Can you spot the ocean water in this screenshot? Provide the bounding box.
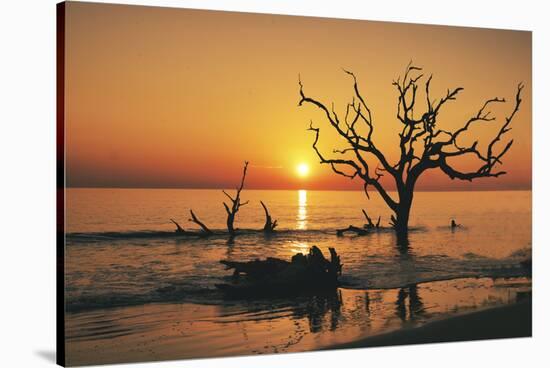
[64,188,532,364]
[65,188,531,312]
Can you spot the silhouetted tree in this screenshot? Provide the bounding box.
[299,63,523,236]
[223,161,249,234]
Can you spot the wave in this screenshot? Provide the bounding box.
[64,228,531,313]
[66,254,531,314]
[66,274,531,314]
[67,230,201,243]
[66,286,222,314]
[65,227,403,244]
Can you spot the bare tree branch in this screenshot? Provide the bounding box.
[188,210,212,235]
[299,63,524,235]
[223,161,249,234]
[300,75,399,211]
[434,83,524,181]
[170,218,186,233]
[362,209,374,226]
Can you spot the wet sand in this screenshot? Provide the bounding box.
[65,277,531,366]
[329,298,532,350]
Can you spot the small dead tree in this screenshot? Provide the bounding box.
[223,161,250,234]
[170,218,186,234]
[188,209,213,235]
[260,201,278,233]
[299,63,523,237]
[362,210,381,229]
[362,209,375,228]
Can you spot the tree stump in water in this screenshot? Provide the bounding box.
[260,200,278,233]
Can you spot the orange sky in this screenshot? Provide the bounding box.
[64,2,531,191]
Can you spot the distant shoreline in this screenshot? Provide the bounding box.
[327,298,532,351]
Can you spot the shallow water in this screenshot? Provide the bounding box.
[65,188,531,311]
[64,188,531,364]
[65,277,531,366]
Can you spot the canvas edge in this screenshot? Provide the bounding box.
[56,1,66,366]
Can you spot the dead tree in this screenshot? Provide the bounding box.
[170,218,186,234]
[362,209,382,229]
[188,209,213,235]
[362,209,375,228]
[260,200,278,233]
[299,62,523,237]
[223,161,250,235]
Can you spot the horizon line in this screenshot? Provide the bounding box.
[66,186,532,193]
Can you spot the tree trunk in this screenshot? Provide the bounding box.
[393,207,410,235]
[227,214,235,234]
[393,192,413,237]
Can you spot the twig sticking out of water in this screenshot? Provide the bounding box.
[170,218,186,233]
[188,210,213,235]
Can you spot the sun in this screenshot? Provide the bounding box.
[296,163,310,178]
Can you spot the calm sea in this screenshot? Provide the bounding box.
[65,188,531,312]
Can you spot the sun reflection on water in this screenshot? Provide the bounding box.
[296,190,307,230]
[289,241,310,254]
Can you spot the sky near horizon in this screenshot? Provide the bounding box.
[64,2,532,191]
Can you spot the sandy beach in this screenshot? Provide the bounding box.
[329,298,532,351]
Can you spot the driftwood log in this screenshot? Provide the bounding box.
[336,210,384,236]
[216,246,342,297]
[336,225,370,236]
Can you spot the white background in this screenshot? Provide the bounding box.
[0,0,548,367]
